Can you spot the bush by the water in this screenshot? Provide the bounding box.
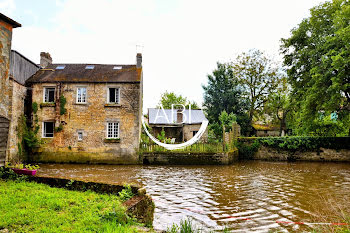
[235,140,260,159]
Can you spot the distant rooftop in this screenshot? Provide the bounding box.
[148,108,207,125]
[26,64,142,84]
[10,50,40,85]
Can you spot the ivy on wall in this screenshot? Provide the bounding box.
[59,95,67,115]
[17,102,42,161]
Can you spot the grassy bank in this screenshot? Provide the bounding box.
[0,179,140,233]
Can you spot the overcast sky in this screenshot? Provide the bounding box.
[1,0,325,112]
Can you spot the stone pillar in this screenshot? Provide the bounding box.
[232,123,241,139]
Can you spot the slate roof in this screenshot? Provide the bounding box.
[0,13,21,28]
[10,50,40,85]
[26,64,141,84]
[148,108,207,125]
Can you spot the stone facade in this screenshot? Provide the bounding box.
[255,130,280,137]
[0,14,22,165]
[183,124,208,142]
[0,20,13,120]
[30,81,142,164]
[7,80,27,161]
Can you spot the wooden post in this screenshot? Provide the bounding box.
[222,125,225,151]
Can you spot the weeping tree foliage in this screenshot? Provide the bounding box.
[281,0,350,135]
[231,49,283,122]
[202,62,250,137]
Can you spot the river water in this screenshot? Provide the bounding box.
[38,161,350,232]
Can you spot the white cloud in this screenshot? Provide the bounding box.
[11,0,325,112]
[0,0,16,16]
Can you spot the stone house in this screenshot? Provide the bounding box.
[25,53,143,164]
[0,14,39,166]
[148,108,208,143]
[252,124,280,137]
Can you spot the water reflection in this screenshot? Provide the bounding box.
[38,161,350,232]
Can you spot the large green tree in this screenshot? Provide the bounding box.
[281,0,350,135]
[263,77,291,135]
[231,49,283,122]
[157,91,199,109]
[202,62,250,137]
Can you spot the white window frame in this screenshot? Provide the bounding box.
[76,87,87,104]
[77,131,83,141]
[106,122,120,139]
[42,121,54,138]
[107,87,120,104]
[43,87,55,103]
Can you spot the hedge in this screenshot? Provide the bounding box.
[236,136,350,156]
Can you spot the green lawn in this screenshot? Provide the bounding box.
[0,179,140,233]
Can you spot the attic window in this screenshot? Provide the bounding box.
[56,65,65,70]
[85,65,94,69]
[113,66,122,70]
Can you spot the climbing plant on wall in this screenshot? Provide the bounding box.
[59,95,67,115]
[17,102,41,161]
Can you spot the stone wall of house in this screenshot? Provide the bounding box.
[256,130,280,137]
[0,20,12,120]
[30,82,142,164]
[183,124,208,142]
[7,80,27,162]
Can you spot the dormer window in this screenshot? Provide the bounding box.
[85,65,94,69]
[56,65,65,70]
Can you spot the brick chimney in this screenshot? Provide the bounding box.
[136,53,142,68]
[177,110,183,124]
[40,52,52,68]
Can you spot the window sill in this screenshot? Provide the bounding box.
[40,103,55,108]
[104,103,121,107]
[74,102,88,105]
[104,138,120,143]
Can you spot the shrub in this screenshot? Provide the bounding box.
[235,140,260,159]
[118,184,134,202]
[237,136,350,153]
[0,167,27,181]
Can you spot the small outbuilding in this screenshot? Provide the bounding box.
[252,124,280,137]
[148,108,208,143]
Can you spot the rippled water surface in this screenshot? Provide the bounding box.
[38,161,350,232]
